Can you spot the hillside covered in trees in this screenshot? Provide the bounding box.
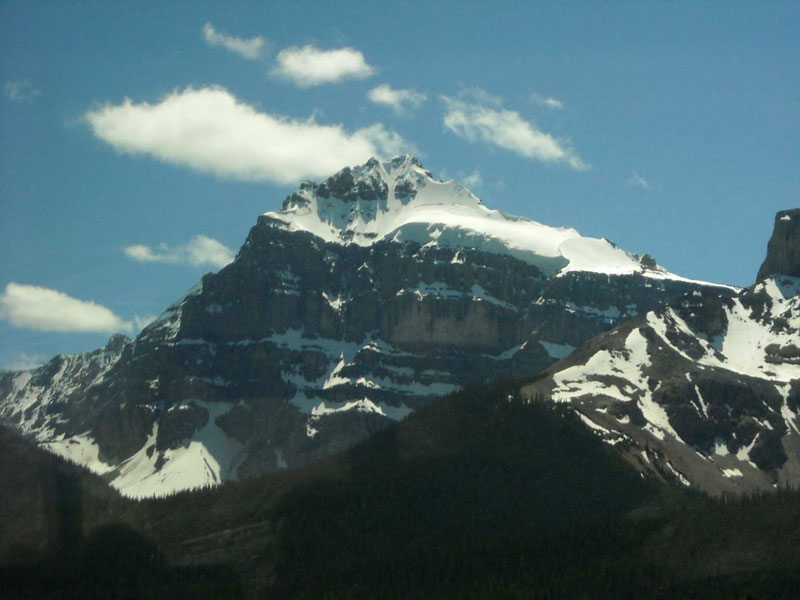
[2,381,800,598]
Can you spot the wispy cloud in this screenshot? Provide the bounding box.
[85,86,415,184]
[355,124,416,157]
[203,22,266,60]
[441,90,587,170]
[124,235,234,269]
[272,45,375,87]
[0,283,132,333]
[628,171,651,190]
[4,80,40,102]
[367,84,426,114]
[134,314,157,331]
[4,353,47,371]
[462,171,483,189]
[531,93,564,110]
[461,87,502,106]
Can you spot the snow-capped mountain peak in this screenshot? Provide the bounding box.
[265,154,507,253]
[264,156,725,284]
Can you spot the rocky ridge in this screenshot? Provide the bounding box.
[0,156,734,498]
[524,209,800,494]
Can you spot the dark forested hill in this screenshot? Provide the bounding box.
[3,382,800,598]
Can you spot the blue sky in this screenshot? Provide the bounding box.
[1,1,798,369]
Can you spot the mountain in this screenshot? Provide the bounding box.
[0,156,734,498]
[524,209,800,494]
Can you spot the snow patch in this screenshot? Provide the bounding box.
[663,460,691,486]
[577,412,610,434]
[309,397,411,420]
[43,433,115,475]
[110,401,244,499]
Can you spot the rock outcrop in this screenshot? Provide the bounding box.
[757,209,800,282]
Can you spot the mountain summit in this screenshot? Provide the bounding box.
[266,155,701,279]
[0,157,734,498]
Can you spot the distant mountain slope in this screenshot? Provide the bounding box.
[0,156,734,498]
[524,209,800,494]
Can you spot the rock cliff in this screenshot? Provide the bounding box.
[757,209,800,282]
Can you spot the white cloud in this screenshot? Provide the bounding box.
[134,314,157,331]
[0,283,132,333]
[123,245,162,263]
[462,171,483,189]
[123,235,234,269]
[356,124,418,157]
[442,92,587,170]
[4,80,40,102]
[367,84,427,114]
[531,93,564,110]
[185,235,235,268]
[628,171,651,190]
[85,86,414,184]
[5,353,46,371]
[272,45,375,87]
[461,87,502,106]
[203,22,266,60]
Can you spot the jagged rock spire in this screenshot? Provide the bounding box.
[757,209,800,283]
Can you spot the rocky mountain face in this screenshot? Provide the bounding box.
[0,156,734,498]
[524,209,800,494]
[757,209,800,282]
